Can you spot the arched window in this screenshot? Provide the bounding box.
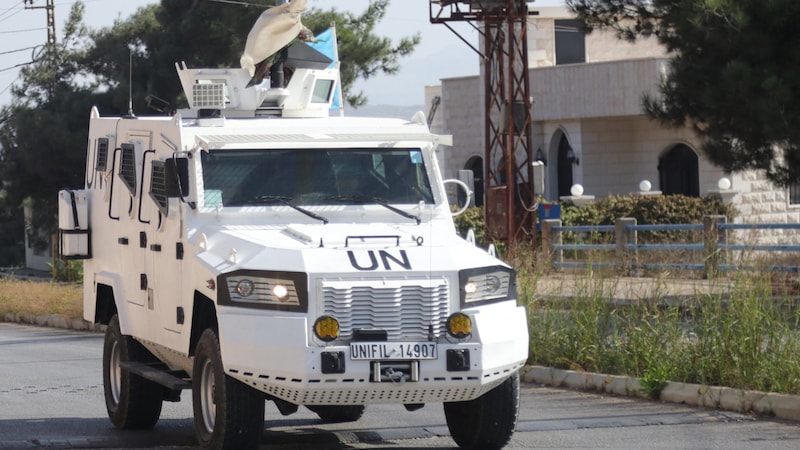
[557,134,574,197]
[658,144,699,197]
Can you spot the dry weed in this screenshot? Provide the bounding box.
[0,278,82,319]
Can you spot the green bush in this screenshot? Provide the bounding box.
[48,259,83,283]
[454,195,737,247]
[558,195,739,255]
[453,206,486,246]
[561,194,737,227]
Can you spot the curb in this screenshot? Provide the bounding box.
[523,365,800,422]
[2,312,105,332]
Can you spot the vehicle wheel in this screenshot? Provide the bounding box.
[307,405,365,423]
[102,315,163,429]
[192,329,265,450]
[444,372,520,450]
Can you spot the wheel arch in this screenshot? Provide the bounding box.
[95,283,117,325]
[189,291,218,357]
[92,271,125,327]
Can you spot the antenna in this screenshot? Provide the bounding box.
[126,48,135,118]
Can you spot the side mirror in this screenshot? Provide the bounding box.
[443,178,473,217]
[150,157,191,217]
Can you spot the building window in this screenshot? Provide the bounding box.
[556,135,574,197]
[555,19,586,65]
[789,181,800,205]
[658,144,699,197]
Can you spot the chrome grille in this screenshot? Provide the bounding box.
[321,279,450,341]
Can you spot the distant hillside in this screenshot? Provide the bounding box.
[345,104,426,120]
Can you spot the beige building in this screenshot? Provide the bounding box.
[427,6,800,245]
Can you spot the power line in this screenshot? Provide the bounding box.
[0,79,17,96]
[0,61,35,73]
[0,3,25,25]
[0,46,39,57]
[0,27,45,35]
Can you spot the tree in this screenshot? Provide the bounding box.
[568,0,800,186]
[84,0,419,112]
[0,3,111,254]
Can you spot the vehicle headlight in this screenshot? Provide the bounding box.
[235,279,254,297]
[458,266,516,306]
[218,271,308,312]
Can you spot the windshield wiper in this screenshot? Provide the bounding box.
[248,195,329,224]
[328,195,421,225]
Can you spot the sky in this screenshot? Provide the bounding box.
[0,0,565,107]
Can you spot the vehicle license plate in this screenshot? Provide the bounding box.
[350,342,438,360]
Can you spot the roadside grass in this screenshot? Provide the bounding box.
[524,270,800,396]
[0,277,82,319]
[506,244,800,397]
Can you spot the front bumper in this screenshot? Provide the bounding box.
[217,302,528,405]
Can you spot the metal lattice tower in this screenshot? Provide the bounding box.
[24,0,56,49]
[430,1,536,244]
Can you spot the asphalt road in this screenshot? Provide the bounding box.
[1,322,799,449]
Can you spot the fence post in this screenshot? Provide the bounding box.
[616,217,637,275]
[704,215,726,278]
[541,219,562,269]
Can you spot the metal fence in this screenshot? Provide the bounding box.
[541,216,800,275]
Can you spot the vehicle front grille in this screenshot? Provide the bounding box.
[321,278,450,341]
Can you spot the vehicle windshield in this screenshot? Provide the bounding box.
[200,148,435,207]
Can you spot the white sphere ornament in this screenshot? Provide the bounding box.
[570,184,584,197]
[718,177,731,190]
[639,180,652,192]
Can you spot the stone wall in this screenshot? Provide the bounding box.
[437,76,482,180]
[728,171,800,247]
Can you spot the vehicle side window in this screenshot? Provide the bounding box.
[119,143,137,196]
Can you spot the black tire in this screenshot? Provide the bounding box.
[102,315,163,429]
[307,405,365,423]
[444,372,520,450]
[192,329,265,450]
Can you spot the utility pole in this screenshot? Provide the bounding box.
[430,1,537,246]
[24,0,56,49]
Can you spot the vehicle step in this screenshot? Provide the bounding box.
[120,361,191,390]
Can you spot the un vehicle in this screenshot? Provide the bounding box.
[58,44,528,450]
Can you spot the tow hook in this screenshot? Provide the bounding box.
[370,361,420,383]
[384,367,406,385]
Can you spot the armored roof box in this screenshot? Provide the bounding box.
[176,43,337,119]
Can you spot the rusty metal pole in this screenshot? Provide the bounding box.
[430,1,536,247]
[504,12,517,243]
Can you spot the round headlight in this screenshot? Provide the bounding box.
[235,279,254,297]
[273,283,289,300]
[313,316,340,342]
[485,275,501,293]
[446,312,472,339]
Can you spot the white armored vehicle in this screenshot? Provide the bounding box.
[58,33,528,450]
